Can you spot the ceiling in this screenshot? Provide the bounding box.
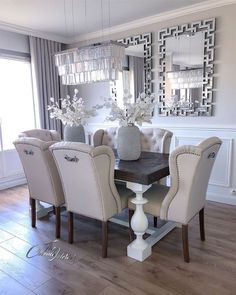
[0,0,234,43]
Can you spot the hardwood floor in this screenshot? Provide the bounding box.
[0,185,236,294]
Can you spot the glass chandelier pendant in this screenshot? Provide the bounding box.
[55,41,125,85]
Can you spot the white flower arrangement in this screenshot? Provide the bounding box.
[95,91,157,127]
[48,89,96,126]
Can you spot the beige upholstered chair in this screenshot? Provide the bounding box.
[128,137,222,262]
[93,127,173,153]
[94,127,173,227]
[50,142,134,258]
[14,137,65,238]
[19,128,61,142]
[19,128,61,215]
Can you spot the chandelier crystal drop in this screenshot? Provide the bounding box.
[55,41,125,85]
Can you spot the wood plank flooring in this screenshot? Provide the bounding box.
[0,185,235,294]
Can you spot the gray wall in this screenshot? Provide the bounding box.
[0,29,29,53]
[68,4,236,127]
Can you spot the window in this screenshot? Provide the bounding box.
[0,57,36,150]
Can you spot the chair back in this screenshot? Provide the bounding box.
[14,138,64,206]
[140,128,172,153]
[50,142,122,221]
[19,129,61,142]
[93,127,172,153]
[160,137,222,224]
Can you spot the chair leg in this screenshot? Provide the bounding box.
[52,206,56,215]
[31,198,36,228]
[68,212,74,244]
[199,208,205,241]
[153,216,158,228]
[55,206,61,239]
[102,221,108,258]
[128,209,135,242]
[182,224,190,263]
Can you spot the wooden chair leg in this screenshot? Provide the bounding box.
[52,206,56,215]
[199,208,205,241]
[55,206,61,239]
[153,216,158,228]
[128,209,135,242]
[31,198,36,228]
[102,221,108,258]
[68,212,74,244]
[182,224,190,263]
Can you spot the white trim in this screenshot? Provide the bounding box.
[87,122,236,133]
[0,173,26,190]
[0,21,70,44]
[0,0,235,44]
[71,0,236,43]
[207,193,236,206]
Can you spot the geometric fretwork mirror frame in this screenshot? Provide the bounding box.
[158,18,216,116]
[110,32,152,99]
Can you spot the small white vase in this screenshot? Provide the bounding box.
[63,124,85,142]
[117,125,141,161]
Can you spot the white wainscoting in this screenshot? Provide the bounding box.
[85,123,236,206]
[0,149,26,190]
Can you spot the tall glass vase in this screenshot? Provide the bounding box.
[117,125,141,161]
[63,125,85,143]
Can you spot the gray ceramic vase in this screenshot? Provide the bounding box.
[117,125,141,161]
[63,124,85,143]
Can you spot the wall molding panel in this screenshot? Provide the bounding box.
[0,173,26,191]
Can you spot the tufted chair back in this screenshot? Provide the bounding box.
[160,137,222,224]
[50,142,123,221]
[19,129,61,142]
[13,138,64,206]
[93,127,173,153]
[140,128,173,153]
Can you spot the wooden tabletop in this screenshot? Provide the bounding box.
[114,151,169,185]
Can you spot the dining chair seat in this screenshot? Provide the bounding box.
[116,183,131,209]
[128,184,169,216]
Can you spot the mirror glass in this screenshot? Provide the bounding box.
[116,44,145,103]
[111,33,152,105]
[165,31,204,109]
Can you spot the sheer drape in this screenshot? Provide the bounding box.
[29,36,65,134]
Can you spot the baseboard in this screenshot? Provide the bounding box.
[0,174,27,190]
[207,193,236,206]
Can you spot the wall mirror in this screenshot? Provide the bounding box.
[111,33,152,103]
[158,18,216,116]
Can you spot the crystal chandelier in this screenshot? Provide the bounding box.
[55,41,125,85]
[167,68,203,89]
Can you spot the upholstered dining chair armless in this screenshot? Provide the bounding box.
[14,137,65,238]
[19,128,61,214]
[93,127,173,153]
[50,142,134,258]
[128,137,222,262]
[93,127,173,227]
[19,128,61,142]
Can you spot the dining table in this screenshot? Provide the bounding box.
[112,150,177,262]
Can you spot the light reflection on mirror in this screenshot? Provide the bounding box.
[116,44,145,105]
[165,31,204,109]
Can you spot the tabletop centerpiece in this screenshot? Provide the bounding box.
[98,91,157,160]
[48,89,96,142]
